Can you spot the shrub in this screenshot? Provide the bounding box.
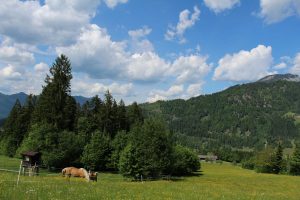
[172,145,200,175]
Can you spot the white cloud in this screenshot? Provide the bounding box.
[147,84,184,102]
[290,53,300,75]
[0,44,34,66]
[186,83,203,97]
[104,0,128,8]
[213,45,274,81]
[0,65,23,81]
[34,62,49,73]
[165,6,200,44]
[57,24,128,79]
[128,27,154,53]
[0,63,48,94]
[259,0,300,24]
[72,79,133,97]
[273,62,287,70]
[57,24,171,82]
[204,0,240,13]
[127,52,170,81]
[171,54,211,84]
[147,82,205,103]
[0,0,128,46]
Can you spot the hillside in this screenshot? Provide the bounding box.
[141,77,300,153]
[0,92,28,119]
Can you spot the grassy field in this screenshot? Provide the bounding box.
[1,156,300,200]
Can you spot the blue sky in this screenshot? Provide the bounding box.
[0,0,300,103]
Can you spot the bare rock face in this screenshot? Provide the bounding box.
[257,74,300,83]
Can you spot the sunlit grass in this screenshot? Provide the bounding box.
[1,156,300,199]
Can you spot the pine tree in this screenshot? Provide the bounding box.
[272,142,283,174]
[290,144,300,175]
[127,102,144,127]
[33,54,76,130]
[117,100,128,131]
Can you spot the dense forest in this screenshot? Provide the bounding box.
[0,55,199,179]
[141,78,300,162]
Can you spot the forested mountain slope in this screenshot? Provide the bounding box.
[141,78,300,152]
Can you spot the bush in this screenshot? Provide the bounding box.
[172,145,200,175]
[81,131,112,171]
[118,118,173,179]
[241,157,255,170]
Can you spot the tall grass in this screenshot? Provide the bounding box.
[1,156,300,199]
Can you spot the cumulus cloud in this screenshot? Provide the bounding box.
[34,62,49,73]
[186,83,203,97]
[72,78,133,97]
[171,54,211,84]
[204,0,240,13]
[165,6,200,44]
[147,82,205,103]
[259,0,300,24]
[128,27,154,53]
[0,44,34,66]
[0,0,128,46]
[213,45,274,81]
[273,62,287,70]
[57,24,171,82]
[0,65,23,81]
[127,52,170,81]
[0,64,48,94]
[57,24,128,79]
[147,84,184,102]
[290,53,300,75]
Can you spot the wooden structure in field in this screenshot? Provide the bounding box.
[198,155,218,162]
[20,151,41,176]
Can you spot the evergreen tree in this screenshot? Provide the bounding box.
[127,102,144,127]
[33,54,76,130]
[272,142,283,174]
[290,144,300,175]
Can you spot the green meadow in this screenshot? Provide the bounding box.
[0,156,300,200]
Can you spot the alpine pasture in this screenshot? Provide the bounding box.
[1,156,300,200]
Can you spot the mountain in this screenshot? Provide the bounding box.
[0,92,28,119]
[0,92,90,120]
[141,74,300,154]
[257,73,300,83]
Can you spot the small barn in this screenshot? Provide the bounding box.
[21,151,41,176]
[198,155,218,162]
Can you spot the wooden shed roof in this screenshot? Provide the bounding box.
[21,151,41,157]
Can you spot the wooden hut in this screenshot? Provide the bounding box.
[21,151,41,176]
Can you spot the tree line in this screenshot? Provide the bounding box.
[0,55,200,179]
[241,142,300,175]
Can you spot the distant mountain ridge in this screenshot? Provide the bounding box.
[0,92,90,120]
[257,73,300,83]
